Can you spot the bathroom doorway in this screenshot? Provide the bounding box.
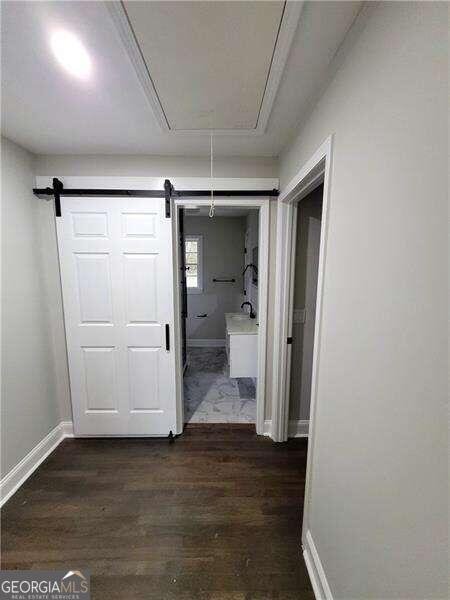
[173,198,270,435]
[288,184,323,437]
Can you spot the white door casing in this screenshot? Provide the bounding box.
[56,196,177,436]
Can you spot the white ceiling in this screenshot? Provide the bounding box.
[122,1,285,131]
[1,1,362,157]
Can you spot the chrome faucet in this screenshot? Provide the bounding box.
[241,301,256,319]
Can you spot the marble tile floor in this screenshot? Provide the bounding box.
[184,347,256,424]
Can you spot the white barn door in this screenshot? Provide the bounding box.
[56,196,177,436]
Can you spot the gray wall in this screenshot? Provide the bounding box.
[34,154,277,178]
[289,185,323,421]
[1,137,63,477]
[279,3,448,598]
[185,216,245,340]
[244,211,259,315]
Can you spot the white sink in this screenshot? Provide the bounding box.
[225,313,258,335]
[225,313,258,378]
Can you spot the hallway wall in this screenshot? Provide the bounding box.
[34,154,277,179]
[278,3,448,598]
[1,137,63,478]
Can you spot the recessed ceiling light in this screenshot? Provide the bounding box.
[50,30,91,79]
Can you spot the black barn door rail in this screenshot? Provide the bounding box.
[33,178,279,218]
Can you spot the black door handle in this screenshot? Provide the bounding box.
[165,324,170,351]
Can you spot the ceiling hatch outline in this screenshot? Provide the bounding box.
[107,1,304,136]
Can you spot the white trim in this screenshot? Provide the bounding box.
[271,137,333,551]
[173,205,185,435]
[262,420,272,437]
[303,530,333,600]
[261,419,308,438]
[0,421,74,507]
[187,339,225,348]
[288,419,309,438]
[271,201,292,442]
[174,196,270,437]
[106,2,303,136]
[277,140,329,204]
[272,137,331,442]
[256,199,270,437]
[61,420,74,438]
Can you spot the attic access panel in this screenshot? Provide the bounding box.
[109,1,303,134]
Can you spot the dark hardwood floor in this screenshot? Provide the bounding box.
[1,424,313,599]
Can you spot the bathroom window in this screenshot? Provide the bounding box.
[184,235,203,293]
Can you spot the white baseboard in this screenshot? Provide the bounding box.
[61,420,74,438]
[303,530,333,600]
[288,419,309,437]
[261,419,309,439]
[187,339,225,347]
[262,419,272,436]
[0,420,74,507]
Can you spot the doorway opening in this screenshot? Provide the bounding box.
[288,183,323,437]
[173,198,270,435]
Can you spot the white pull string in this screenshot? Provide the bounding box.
[209,133,215,218]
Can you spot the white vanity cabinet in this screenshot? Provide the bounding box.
[225,313,258,378]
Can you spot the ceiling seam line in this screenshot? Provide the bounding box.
[120,0,172,131]
[254,0,287,131]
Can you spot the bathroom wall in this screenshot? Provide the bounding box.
[289,184,323,421]
[244,211,259,316]
[184,216,246,342]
